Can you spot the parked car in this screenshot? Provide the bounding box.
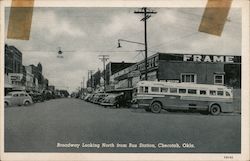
[4,91,33,107]
[91,93,103,104]
[28,91,45,103]
[100,93,125,108]
[96,93,109,104]
[84,94,92,101]
[88,93,97,103]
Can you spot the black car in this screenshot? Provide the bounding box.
[100,93,126,108]
[28,91,45,103]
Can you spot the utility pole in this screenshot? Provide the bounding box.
[98,55,109,92]
[134,7,157,80]
[88,70,94,91]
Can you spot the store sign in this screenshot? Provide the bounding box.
[183,55,235,63]
[8,73,23,81]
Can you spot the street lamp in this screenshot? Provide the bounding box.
[117,39,145,48]
[117,38,149,80]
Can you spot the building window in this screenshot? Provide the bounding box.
[214,74,224,85]
[145,87,149,93]
[181,73,197,83]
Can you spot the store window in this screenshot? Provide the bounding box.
[181,73,197,83]
[214,74,224,85]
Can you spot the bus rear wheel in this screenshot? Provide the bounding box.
[150,102,162,113]
[210,104,221,115]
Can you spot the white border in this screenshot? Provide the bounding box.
[0,0,249,161]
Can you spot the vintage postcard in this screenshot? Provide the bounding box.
[0,0,249,160]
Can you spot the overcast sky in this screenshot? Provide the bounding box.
[4,7,241,93]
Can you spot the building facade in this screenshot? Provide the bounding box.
[4,44,24,90]
[108,53,241,90]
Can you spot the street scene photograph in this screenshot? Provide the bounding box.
[3,5,242,153]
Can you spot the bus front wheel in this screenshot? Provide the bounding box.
[210,104,221,115]
[150,102,162,113]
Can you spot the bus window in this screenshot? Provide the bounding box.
[170,88,177,93]
[151,87,160,92]
[139,87,143,93]
[179,89,186,94]
[145,87,149,93]
[188,89,197,94]
[200,90,207,95]
[226,91,231,96]
[161,88,168,93]
[217,91,224,96]
[210,90,216,96]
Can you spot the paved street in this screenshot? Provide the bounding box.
[5,98,240,153]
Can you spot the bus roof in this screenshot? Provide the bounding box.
[136,81,231,90]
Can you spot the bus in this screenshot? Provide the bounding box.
[133,81,234,115]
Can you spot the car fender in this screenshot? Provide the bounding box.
[4,100,11,106]
[22,99,33,105]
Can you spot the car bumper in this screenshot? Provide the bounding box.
[100,102,115,106]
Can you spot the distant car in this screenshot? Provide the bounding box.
[100,93,125,108]
[28,91,45,103]
[86,94,95,102]
[91,93,102,104]
[84,94,92,101]
[4,91,33,107]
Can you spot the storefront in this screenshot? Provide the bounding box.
[110,53,241,90]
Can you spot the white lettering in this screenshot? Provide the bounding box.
[213,56,224,62]
[225,56,234,63]
[203,56,212,62]
[183,55,192,61]
[193,55,202,62]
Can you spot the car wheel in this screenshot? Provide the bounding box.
[210,104,221,115]
[24,101,31,106]
[150,102,162,113]
[115,103,120,108]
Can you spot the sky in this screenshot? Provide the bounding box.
[4,7,241,93]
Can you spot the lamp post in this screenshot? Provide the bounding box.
[117,39,148,80]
